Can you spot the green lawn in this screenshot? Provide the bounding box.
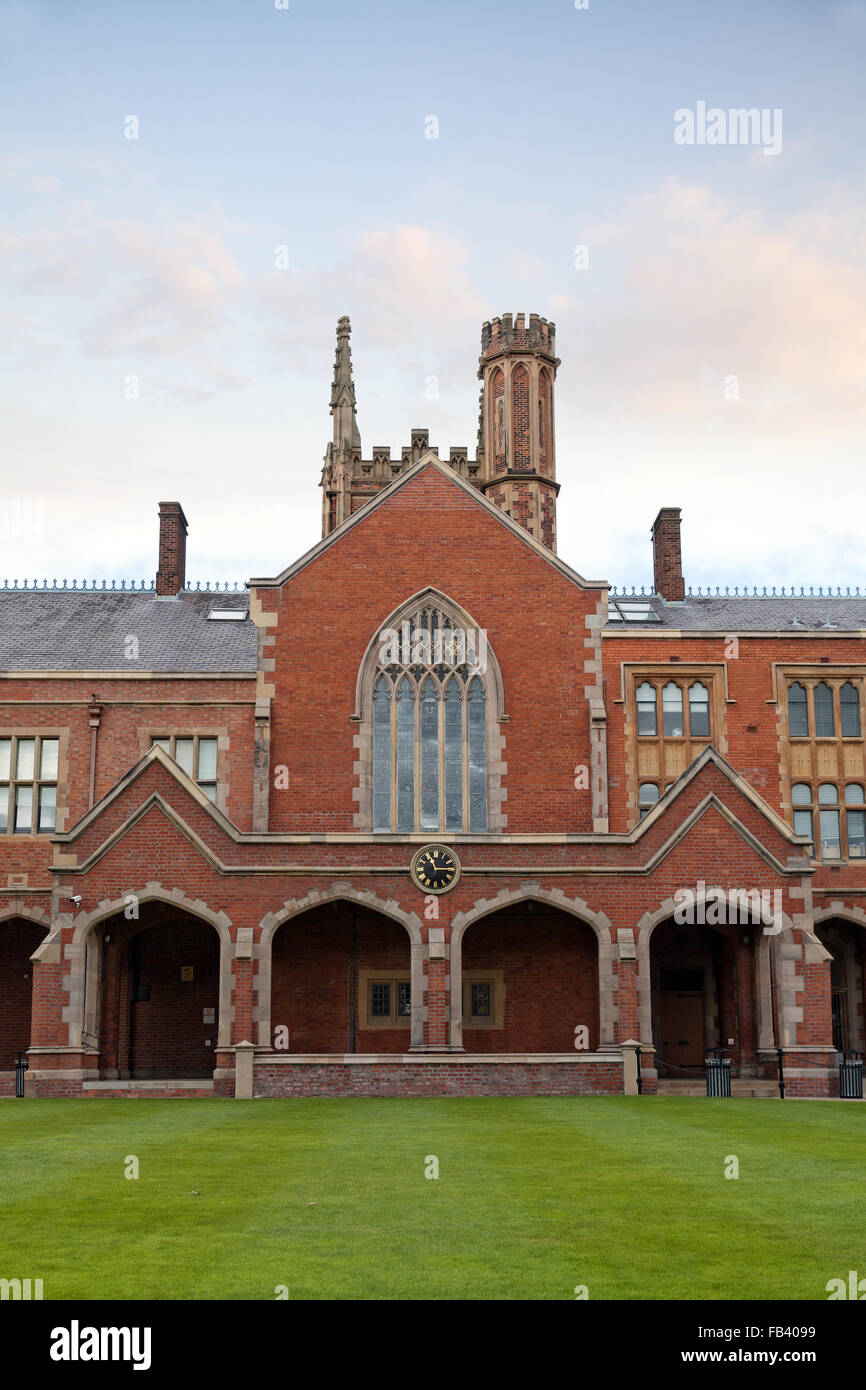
[0,1097,861,1300]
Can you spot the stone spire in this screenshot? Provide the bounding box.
[330,315,361,451]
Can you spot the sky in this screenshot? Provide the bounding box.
[1,0,865,592]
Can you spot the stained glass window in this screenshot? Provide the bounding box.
[367,602,494,832]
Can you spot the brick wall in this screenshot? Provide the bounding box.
[461,904,599,1053]
[271,902,411,1053]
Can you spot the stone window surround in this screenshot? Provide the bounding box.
[774,666,866,852]
[616,664,730,825]
[461,969,506,1030]
[351,589,508,833]
[137,726,231,817]
[0,727,70,836]
[358,969,411,1029]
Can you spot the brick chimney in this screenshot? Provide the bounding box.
[156,502,188,597]
[652,507,685,601]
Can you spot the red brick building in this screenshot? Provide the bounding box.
[2,313,863,1098]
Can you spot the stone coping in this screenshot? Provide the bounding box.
[82,1078,215,1091]
[252,1051,624,1066]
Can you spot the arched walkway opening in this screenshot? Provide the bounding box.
[0,918,46,1072]
[96,902,221,1080]
[650,918,758,1077]
[271,902,413,1053]
[458,901,600,1053]
[815,918,866,1054]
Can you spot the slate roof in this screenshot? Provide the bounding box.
[607,595,866,632]
[0,589,257,672]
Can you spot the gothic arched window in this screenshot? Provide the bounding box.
[361,595,504,834]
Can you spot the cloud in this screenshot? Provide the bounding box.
[256,224,486,371]
[559,179,866,438]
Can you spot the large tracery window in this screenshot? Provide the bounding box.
[369,603,494,833]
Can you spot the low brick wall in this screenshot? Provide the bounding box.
[252,1056,624,1098]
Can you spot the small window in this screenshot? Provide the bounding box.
[360,974,411,1028]
[151,735,219,800]
[816,785,840,858]
[819,807,841,859]
[662,682,684,737]
[636,682,657,736]
[841,682,861,738]
[814,682,835,738]
[206,609,248,621]
[638,783,660,819]
[792,783,814,854]
[469,981,492,1019]
[846,785,866,859]
[461,971,504,1029]
[788,683,808,737]
[688,682,710,737]
[370,982,391,1019]
[793,807,814,852]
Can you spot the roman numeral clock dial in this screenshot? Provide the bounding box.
[409,844,461,894]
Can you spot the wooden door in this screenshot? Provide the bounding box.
[661,991,706,1068]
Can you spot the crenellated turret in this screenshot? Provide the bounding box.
[320,313,559,545]
[476,312,560,551]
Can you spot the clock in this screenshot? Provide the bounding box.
[410,844,461,894]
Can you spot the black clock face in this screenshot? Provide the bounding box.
[411,845,460,894]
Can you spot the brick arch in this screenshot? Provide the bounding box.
[68,883,234,1052]
[256,887,425,1050]
[449,886,615,1050]
[635,893,797,1054]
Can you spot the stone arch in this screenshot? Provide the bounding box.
[69,883,233,1052]
[0,903,53,1071]
[0,902,52,931]
[257,886,425,1051]
[635,892,797,1056]
[812,905,866,1053]
[511,362,531,469]
[352,587,506,722]
[449,885,615,1051]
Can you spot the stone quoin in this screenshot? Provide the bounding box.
[0,314,863,1100]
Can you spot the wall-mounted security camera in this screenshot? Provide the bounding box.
[69,894,83,907]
